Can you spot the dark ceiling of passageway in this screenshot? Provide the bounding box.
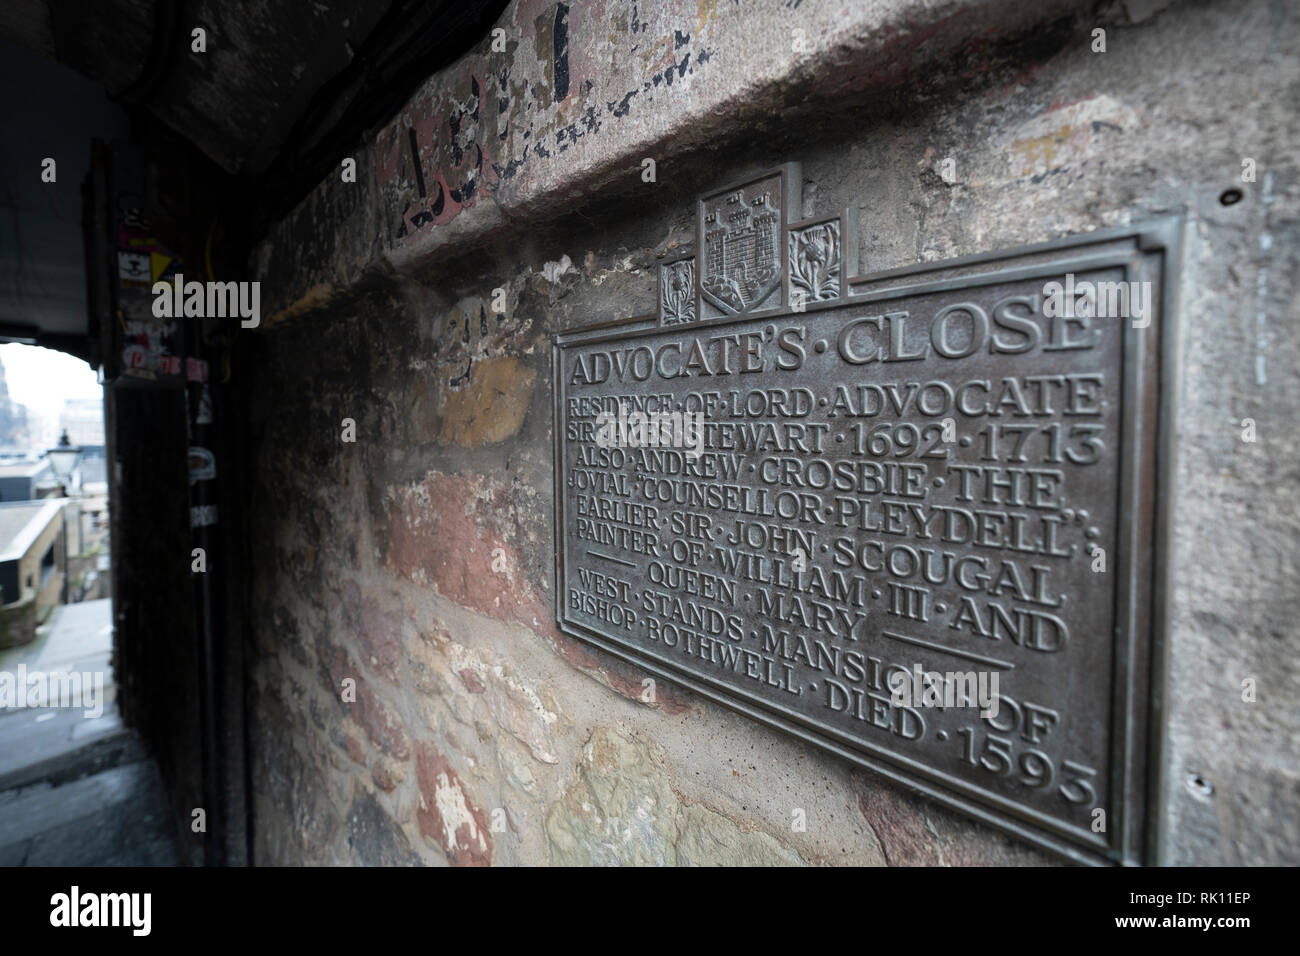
[0,0,509,349]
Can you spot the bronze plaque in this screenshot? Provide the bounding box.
[553,166,1177,865]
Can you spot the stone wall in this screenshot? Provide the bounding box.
[243,0,1300,865]
[0,588,36,649]
[18,505,64,624]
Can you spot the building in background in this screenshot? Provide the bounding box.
[66,455,110,602]
[58,397,105,458]
[0,359,33,448]
[0,498,65,647]
[0,458,51,502]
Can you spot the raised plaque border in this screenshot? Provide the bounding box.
[556,175,1181,866]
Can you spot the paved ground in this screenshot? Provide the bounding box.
[0,600,179,865]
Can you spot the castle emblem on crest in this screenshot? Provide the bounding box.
[701,187,781,312]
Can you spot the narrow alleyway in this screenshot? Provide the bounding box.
[0,600,178,865]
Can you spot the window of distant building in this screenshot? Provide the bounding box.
[40,543,54,590]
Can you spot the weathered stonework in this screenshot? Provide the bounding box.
[439,355,537,447]
[245,0,1300,866]
[545,725,813,866]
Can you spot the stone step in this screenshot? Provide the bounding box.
[0,757,178,866]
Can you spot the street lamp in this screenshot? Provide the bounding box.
[46,431,82,604]
[47,431,82,485]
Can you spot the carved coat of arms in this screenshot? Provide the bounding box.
[701,187,782,312]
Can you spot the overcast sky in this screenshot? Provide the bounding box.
[0,343,101,420]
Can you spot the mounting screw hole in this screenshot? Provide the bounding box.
[1219,188,1243,206]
